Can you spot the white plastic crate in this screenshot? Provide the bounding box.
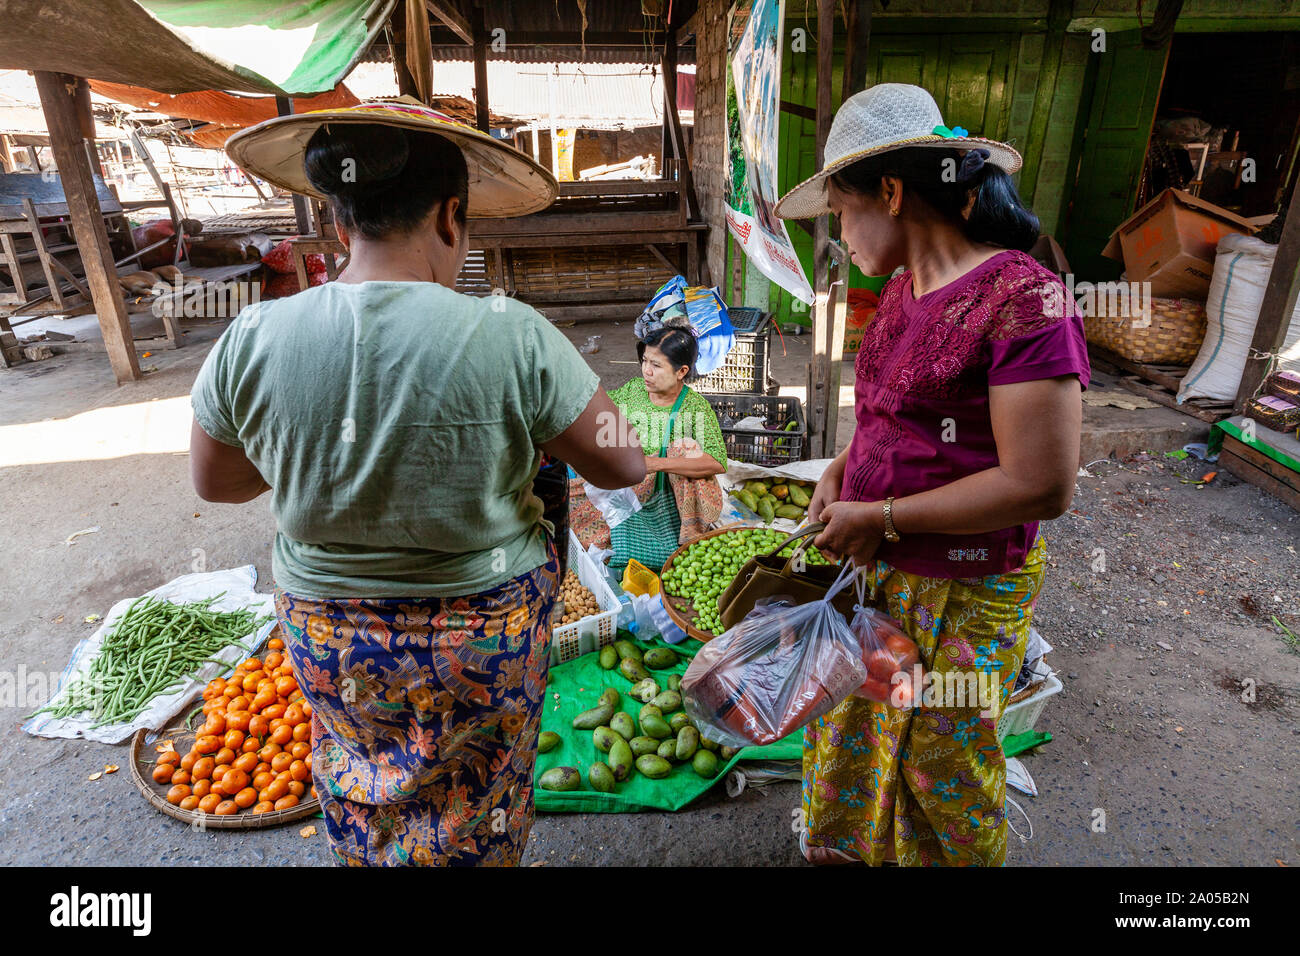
[997,671,1063,741]
[549,530,621,665]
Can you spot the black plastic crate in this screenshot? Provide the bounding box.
[702,393,807,465]
[688,308,771,394]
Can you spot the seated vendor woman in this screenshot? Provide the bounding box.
[571,326,728,572]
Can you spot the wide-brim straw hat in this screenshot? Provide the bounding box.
[225,99,557,218]
[775,83,1022,220]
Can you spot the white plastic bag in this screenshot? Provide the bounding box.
[582,480,642,530]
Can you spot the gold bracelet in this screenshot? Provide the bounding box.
[882,497,901,543]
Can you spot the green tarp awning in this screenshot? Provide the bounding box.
[0,0,397,95]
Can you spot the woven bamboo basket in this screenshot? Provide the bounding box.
[1084,296,1207,365]
[129,702,320,830]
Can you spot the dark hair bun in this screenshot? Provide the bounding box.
[305,124,410,195]
[302,123,469,239]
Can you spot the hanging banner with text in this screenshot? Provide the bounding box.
[725,0,814,305]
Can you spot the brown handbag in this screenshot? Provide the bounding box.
[717,523,858,630]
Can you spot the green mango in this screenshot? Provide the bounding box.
[614,640,643,663]
[735,489,758,512]
[757,498,776,524]
[537,731,561,754]
[643,647,679,670]
[787,484,811,508]
[675,726,699,761]
[743,480,769,498]
[588,762,615,793]
[666,674,682,692]
[669,712,692,734]
[538,767,581,791]
[598,688,621,710]
[598,645,619,670]
[638,703,663,724]
[572,703,615,730]
[698,735,720,753]
[775,504,805,520]
[592,726,622,753]
[610,712,635,742]
[656,739,677,761]
[640,714,672,740]
[651,690,682,712]
[628,736,660,757]
[692,750,719,778]
[636,754,673,779]
[620,657,651,683]
[607,739,634,782]
[719,745,739,760]
[629,678,660,703]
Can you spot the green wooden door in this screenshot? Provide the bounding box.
[1062,31,1169,282]
[769,33,1017,326]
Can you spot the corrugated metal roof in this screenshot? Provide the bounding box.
[428,45,695,66]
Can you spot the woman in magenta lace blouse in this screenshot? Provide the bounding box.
[776,84,1089,866]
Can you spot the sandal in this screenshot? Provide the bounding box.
[799,829,863,865]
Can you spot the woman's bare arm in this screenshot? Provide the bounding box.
[190,419,270,503]
[540,390,647,489]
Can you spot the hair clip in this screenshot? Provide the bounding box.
[932,125,969,139]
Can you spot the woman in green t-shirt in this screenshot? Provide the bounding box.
[573,327,728,573]
[190,104,644,867]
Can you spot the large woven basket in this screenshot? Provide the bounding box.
[1084,297,1207,365]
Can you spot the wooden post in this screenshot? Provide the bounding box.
[823,252,849,455]
[275,97,313,236]
[1235,182,1300,409]
[662,24,677,169]
[471,0,490,134]
[403,0,433,105]
[661,28,699,223]
[34,70,140,384]
[843,0,871,104]
[547,72,559,176]
[388,4,421,99]
[807,0,836,457]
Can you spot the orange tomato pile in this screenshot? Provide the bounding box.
[151,637,316,817]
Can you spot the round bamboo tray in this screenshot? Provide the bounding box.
[129,701,320,830]
[659,525,754,643]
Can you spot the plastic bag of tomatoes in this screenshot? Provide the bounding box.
[850,602,924,708]
[151,635,317,818]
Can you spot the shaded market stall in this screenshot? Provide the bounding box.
[0,0,398,383]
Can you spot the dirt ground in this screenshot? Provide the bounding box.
[0,311,1296,866]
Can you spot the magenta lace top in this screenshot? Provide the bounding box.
[841,249,1089,579]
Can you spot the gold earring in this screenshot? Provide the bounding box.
[890,207,900,217]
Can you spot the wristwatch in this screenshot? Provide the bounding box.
[882,497,901,543]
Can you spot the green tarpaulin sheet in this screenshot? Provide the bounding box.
[535,636,802,814]
[0,0,396,95]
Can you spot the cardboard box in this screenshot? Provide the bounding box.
[1029,234,1071,277]
[1101,188,1255,298]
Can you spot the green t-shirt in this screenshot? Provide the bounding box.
[191,281,600,599]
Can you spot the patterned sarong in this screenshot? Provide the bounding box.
[274,548,559,866]
[802,536,1047,866]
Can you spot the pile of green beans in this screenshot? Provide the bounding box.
[33,593,272,728]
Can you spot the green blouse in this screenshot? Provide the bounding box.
[609,379,727,469]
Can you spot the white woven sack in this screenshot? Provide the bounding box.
[1178,233,1300,404]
